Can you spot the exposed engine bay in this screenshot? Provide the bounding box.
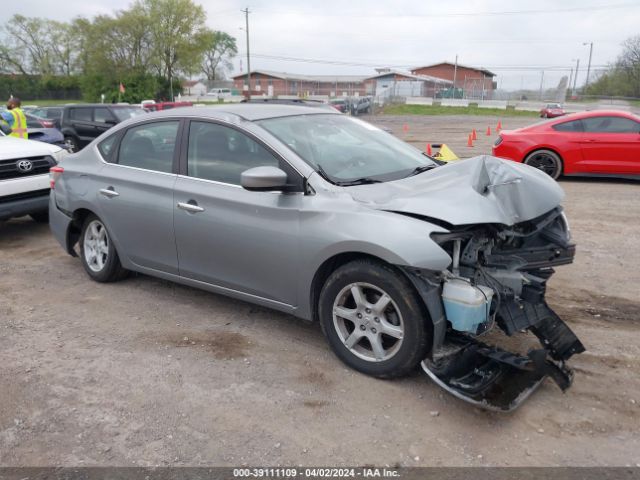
[405,206,585,411]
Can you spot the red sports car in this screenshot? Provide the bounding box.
[492,110,640,179]
[540,103,565,118]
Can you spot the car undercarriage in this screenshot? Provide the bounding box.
[406,206,585,411]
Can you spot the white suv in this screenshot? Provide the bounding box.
[0,126,68,222]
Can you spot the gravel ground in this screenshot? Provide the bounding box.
[1,114,639,467]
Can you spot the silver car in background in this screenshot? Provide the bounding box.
[49,105,584,411]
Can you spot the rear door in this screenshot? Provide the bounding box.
[95,119,182,274]
[173,120,303,306]
[580,115,640,174]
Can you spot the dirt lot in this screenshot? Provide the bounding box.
[1,114,639,467]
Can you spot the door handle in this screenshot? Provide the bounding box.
[99,187,119,198]
[177,201,205,213]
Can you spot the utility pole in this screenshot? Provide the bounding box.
[452,54,458,98]
[572,58,580,97]
[539,70,545,101]
[242,7,251,100]
[568,67,573,96]
[583,42,593,88]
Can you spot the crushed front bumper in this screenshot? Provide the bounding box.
[421,304,584,412]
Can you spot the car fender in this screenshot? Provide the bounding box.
[295,201,452,320]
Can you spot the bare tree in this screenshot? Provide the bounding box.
[200,30,237,81]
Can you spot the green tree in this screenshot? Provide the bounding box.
[139,0,208,100]
[587,35,640,97]
[200,30,238,81]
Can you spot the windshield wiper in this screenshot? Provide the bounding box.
[315,163,381,186]
[334,177,383,186]
[406,164,438,177]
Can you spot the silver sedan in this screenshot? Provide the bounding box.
[49,105,584,411]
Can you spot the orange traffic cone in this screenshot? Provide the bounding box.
[402,123,409,133]
[472,129,477,140]
[497,120,502,132]
[426,143,432,155]
[486,126,492,136]
[467,133,474,147]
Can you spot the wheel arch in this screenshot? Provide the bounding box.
[307,252,436,333]
[522,146,565,175]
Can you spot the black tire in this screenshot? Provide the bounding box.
[29,211,49,223]
[79,214,128,282]
[524,149,563,180]
[64,135,79,153]
[319,259,431,378]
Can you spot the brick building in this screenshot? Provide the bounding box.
[411,62,496,99]
[232,70,368,97]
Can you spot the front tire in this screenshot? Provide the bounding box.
[79,214,128,282]
[524,149,563,180]
[319,259,431,378]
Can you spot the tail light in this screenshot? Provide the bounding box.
[494,135,503,147]
[49,166,64,189]
[40,119,55,128]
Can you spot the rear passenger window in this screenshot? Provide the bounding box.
[69,108,92,121]
[117,121,179,173]
[552,120,583,132]
[187,121,279,185]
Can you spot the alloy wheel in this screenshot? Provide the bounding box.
[332,282,404,362]
[83,220,109,272]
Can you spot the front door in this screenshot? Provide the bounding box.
[580,115,640,174]
[173,120,302,306]
[96,120,181,274]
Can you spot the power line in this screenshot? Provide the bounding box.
[243,52,611,72]
[256,2,638,18]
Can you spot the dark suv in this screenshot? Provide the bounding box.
[60,104,146,152]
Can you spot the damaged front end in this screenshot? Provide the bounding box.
[406,206,585,411]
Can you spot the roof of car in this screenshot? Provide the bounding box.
[558,109,638,120]
[150,104,340,121]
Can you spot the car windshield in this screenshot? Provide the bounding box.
[258,114,436,184]
[113,107,147,121]
[547,104,562,109]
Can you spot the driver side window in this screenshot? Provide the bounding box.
[186,121,279,185]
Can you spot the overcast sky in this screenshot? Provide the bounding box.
[3,0,639,90]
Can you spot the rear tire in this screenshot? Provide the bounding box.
[79,214,128,282]
[524,149,563,180]
[319,259,431,378]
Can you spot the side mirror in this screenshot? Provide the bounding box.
[241,166,289,192]
[104,119,117,126]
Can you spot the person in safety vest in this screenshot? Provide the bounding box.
[1,97,28,139]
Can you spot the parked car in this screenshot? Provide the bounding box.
[143,101,193,112]
[60,104,147,152]
[206,88,233,100]
[25,106,63,128]
[49,105,584,411]
[25,113,67,148]
[0,123,67,222]
[350,97,371,116]
[493,110,640,179]
[540,103,565,118]
[329,98,348,113]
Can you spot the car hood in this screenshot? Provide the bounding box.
[348,155,564,227]
[0,135,63,159]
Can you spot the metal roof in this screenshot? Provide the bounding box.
[231,70,368,83]
[411,62,496,77]
[364,70,453,84]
